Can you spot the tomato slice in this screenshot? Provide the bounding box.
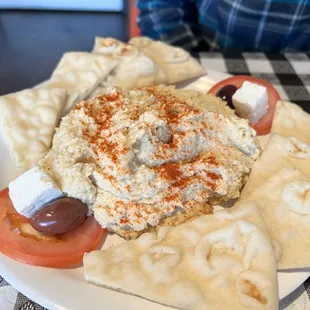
[0,188,106,267]
[208,75,281,135]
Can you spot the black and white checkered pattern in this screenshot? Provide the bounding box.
[199,52,310,112]
[1,52,310,310]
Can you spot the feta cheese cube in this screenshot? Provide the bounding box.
[232,81,268,123]
[9,166,63,218]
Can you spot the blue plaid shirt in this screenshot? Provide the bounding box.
[137,0,310,52]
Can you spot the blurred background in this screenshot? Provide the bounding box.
[0,0,139,95]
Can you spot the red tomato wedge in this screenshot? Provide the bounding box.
[208,75,281,135]
[0,188,106,268]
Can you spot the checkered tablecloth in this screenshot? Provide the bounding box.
[199,52,310,112]
[1,52,310,310]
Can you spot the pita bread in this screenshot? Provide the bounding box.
[93,37,168,89]
[129,36,206,84]
[241,166,310,269]
[0,88,67,174]
[88,86,108,99]
[109,54,168,89]
[271,101,310,143]
[241,134,310,199]
[84,202,278,310]
[92,37,125,56]
[47,52,117,114]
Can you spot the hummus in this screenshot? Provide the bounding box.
[40,85,260,239]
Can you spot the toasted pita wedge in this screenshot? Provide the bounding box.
[93,37,168,89]
[84,202,278,310]
[92,37,125,56]
[241,134,310,199]
[0,88,67,174]
[88,86,108,99]
[47,52,117,114]
[129,37,206,84]
[271,101,310,143]
[241,167,310,269]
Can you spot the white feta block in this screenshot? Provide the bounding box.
[232,81,268,123]
[9,166,63,218]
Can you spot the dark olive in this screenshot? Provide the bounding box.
[29,198,88,235]
[215,84,238,109]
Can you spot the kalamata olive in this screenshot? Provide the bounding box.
[29,198,88,235]
[215,84,238,109]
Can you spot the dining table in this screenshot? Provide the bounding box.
[1,51,310,310]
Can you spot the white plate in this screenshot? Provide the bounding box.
[0,70,309,310]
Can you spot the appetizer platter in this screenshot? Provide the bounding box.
[1,36,310,310]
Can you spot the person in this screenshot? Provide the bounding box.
[137,0,310,53]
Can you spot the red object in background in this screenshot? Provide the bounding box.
[129,0,140,38]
